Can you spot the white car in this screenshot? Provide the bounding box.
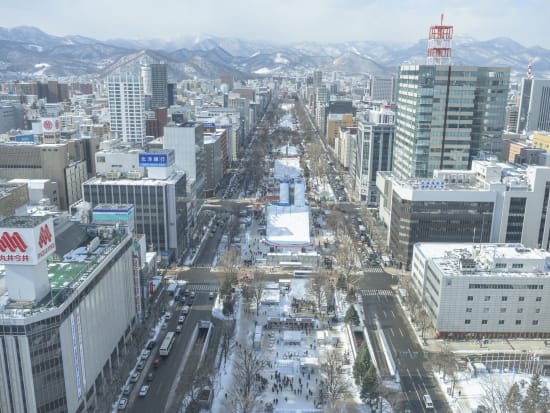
[141,349,151,360]
[164,312,172,320]
[139,385,150,397]
[118,398,128,410]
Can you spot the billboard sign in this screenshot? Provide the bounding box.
[15,134,35,143]
[202,122,216,128]
[138,151,175,167]
[0,217,56,265]
[41,118,60,133]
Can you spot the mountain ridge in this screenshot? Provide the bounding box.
[0,26,549,81]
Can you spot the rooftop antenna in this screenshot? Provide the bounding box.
[527,60,533,80]
[427,13,454,65]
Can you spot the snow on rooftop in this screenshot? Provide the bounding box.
[265,204,311,247]
[274,158,301,180]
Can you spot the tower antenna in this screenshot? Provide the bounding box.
[427,13,454,65]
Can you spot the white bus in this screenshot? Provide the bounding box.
[423,394,434,409]
[293,270,313,278]
[159,332,176,356]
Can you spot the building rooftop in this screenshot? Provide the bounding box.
[0,215,49,228]
[84,171,185,186]
[0,229,130,321]
[416,242,550,279]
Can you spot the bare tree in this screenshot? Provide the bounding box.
[334,234,360,289]
[250,270,265,316]
[307,272,328,316]
[323,399,361,413]
[229,346,269,413]
[479,375,515,413]
[320,349,352,403]
[220,320,235,367]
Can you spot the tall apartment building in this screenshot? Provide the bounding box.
[377,159,550,266]
[355,108,395,203]
[107,72,146,146]
[411,242,550,339]
[392,65,510,179]
[0,103,23,133]
[519,79,550,133]
[0,215,137,412]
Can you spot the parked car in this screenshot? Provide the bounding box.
[130,372,140,383]
[145,340,156,350]
[139,385,150,397]
[178,315,185,324]
[136,360,145,371]
[118,398,128,410]
[141,350,151,360]
[176,324,183,333]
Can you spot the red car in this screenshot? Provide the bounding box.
[153,358,160,368]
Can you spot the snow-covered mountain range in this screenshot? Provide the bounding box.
[0,26,549,81]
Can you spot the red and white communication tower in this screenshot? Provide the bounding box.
[427,14,454,65]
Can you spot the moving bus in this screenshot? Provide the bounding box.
[293,270,313,278]
[159,332,176,356]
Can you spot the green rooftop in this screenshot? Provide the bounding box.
[48,262,88,291]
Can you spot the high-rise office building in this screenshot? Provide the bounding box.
[369,75,395,102]
[517,78,533,133]
[355,108,395,202]
[150,63,168,109]
[107,72,146,146]
[392,65,510,179]
[521,79,550,133]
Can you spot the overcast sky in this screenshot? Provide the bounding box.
[1,0,548,48]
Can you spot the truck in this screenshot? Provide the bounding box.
[358,225,367,233]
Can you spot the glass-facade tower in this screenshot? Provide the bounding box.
[392,65,510,179]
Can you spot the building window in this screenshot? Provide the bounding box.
[498,320,505,325]
[483,308,489,313]
[512,263,524,269]
[467,296,473,301]
[465,319,471,324]
[519,297,525,302]
[536,297,542,302]
[500,308,507,313]
[536,308,541,314]
[501,296,508,301]
[515,320,522,325]
[482,320,488,325]
[484,296,491,301]
[517,308,524,313]
[466,308,472,313]
[533,320,539,325]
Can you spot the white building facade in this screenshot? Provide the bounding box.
[411,242,550,339]
[107,72,146,146]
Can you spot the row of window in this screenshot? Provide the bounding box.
[465,319,538,325]
[467,295,542,302]
[468,281,547,288]
[466,307,541,314]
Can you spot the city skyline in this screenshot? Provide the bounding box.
[1,0,549,48]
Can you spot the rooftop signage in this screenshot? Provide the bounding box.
[0,217,56,266]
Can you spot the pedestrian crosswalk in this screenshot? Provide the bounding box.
[360,289,394,296]
[363,266,384,273]
[186,283,219,292]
